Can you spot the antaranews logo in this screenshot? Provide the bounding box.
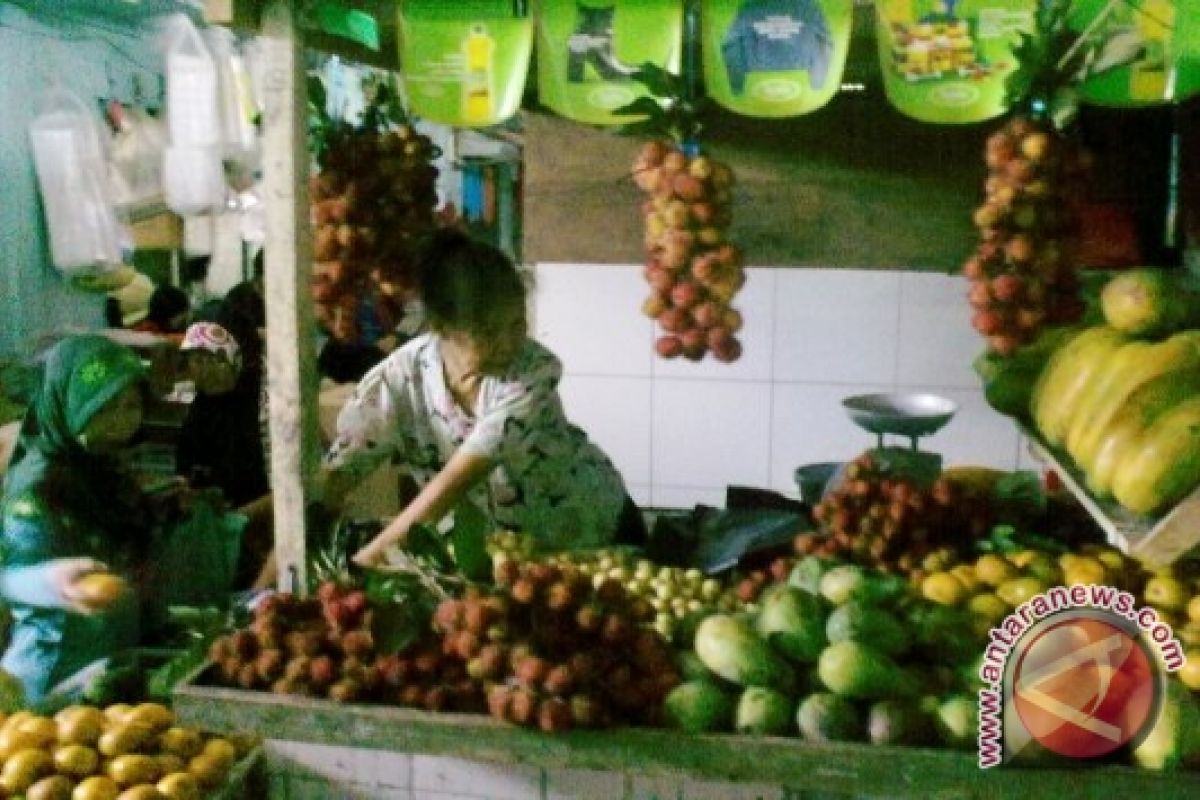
[976,584,1185,768]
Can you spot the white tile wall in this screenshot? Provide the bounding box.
[895,272,981,390]
[651,380,773,489]
[534,263,654,377]
[535,264,1024,509]
[558,375,652,487]
[772,270,901,385]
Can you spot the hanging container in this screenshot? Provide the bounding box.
[874,0,1037,124]
[163,14,220,147]
[28,87,124,275]
[164,145,226,216]
[204,26,259,157]
[701,0,854,118]
[1067,0,1200,106]
[536,0,683,126]
[398,0,534,128]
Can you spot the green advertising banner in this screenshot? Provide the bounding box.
[874,0,1036,124]
[536,0,683,126]
[702,0,854,118]
[399,0,533,127]
[1067,0,1200,106]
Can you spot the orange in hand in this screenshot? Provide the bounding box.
[71,573,129,609]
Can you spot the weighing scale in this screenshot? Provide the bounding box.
[839,392,959,485]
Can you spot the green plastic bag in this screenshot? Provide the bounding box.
[874,0,1037,124]
[536,0,683,126]
[399,0,533,127]
[1068,0,1200,106]
[156,496,247,608]
[702,0,854,118]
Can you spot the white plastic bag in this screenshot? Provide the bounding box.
[204,26,258,158]
[163,145,226,215]
[163,14,219,147]
[28,87,124,275]
[109,105,167,208]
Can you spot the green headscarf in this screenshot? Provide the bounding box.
[2,336,147,545]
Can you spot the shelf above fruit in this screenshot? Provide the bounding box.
[1022,426,1200,566]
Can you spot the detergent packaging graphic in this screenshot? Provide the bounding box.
[875,0,1037,124]
[399,0,533,127]
[537,0,683,126]
[702,0,854,118]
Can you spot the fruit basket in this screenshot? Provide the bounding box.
[1021,424,1200,565]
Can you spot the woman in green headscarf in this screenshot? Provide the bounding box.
[0,335,155,702]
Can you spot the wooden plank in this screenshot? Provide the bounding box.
[174,675,1199,799]
[1022,425,1200,566]
[259,0,318,594]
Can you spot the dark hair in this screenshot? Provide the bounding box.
[146,285,191,331]
[416,230,524,334]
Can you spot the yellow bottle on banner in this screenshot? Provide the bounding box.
[1130,0,1172,101]
[463,24,496,125]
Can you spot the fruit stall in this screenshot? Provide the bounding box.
[2,0,1200,798]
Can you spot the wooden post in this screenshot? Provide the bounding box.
[259,0,317,594]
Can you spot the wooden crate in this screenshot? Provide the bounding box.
[1022,426,1200,566]
[174,665,1200,799]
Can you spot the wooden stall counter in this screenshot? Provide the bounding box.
[174,672,1200,800]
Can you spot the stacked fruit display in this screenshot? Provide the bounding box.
[0,703,250,799]
[662,555,982,748]
[963,115,1090,355]
[310,123,441,344]
[632,141,746,363]
[530,548,743,642]
[800,452,993,576]
[437,563,679,730]
[207,583,378,703]
[1031,325,1200,517]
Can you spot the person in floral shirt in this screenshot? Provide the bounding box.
[323,230,643,564]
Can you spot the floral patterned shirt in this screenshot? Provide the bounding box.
[324,334,627,551]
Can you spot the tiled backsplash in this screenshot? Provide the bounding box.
[535,264,1027,509]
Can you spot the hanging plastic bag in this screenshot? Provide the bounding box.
[109,104,167,208]
[163,144,226,216]
[163,14,220,147]
[1066,0,1200,106]
[204,26,259,159]
[703,0,854,118]
[28,86,124,275]
[537,0,684,126]
[874,0,1038,124]
[398,0,534,128]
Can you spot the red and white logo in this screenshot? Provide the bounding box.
[1011,612,1160,759]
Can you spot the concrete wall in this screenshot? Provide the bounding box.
[263,740,863,799]
[0,4,162,356]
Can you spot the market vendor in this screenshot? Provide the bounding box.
[175,305,275,589]
[320,230,645,566]
[0,336,161,702]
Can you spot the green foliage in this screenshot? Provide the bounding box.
[1005,0,1150,130]
[612,62,706,144]
[307,71,411,167]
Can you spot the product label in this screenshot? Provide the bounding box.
[537,0,683,126]
[703,0,854,118]
[399,0,533,127]
[874,0,1035,124]
[1067,0,1197,106]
